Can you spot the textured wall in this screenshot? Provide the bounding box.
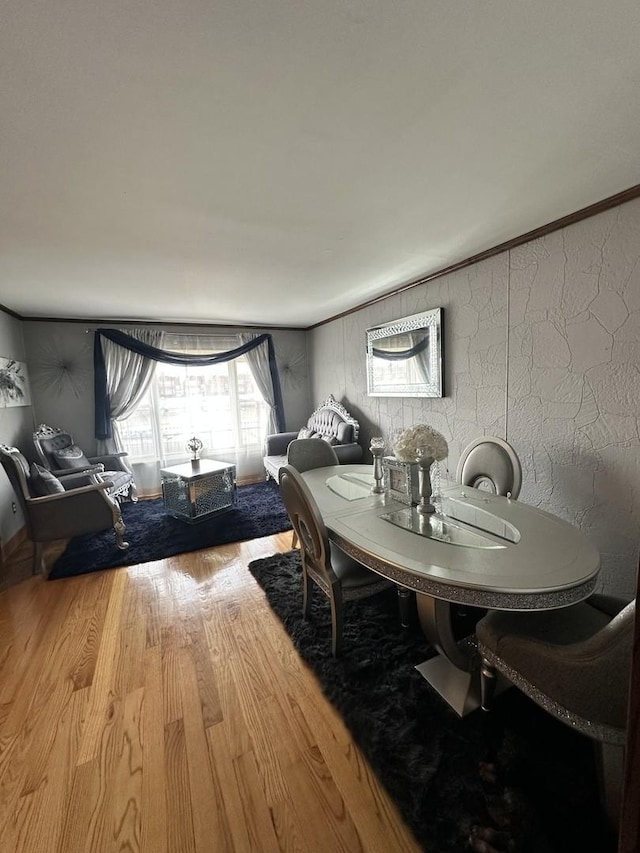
[310,198,640,597]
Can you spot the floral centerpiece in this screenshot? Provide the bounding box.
[393,424,448,462]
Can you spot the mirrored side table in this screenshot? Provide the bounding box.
[161,459,236,523]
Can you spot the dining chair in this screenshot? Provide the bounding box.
[278,464,391,656]
[457,436,522,499]
[286,438,340,548]
[451,436,523,645]
[476,594,634,829]
[286,437,340,473]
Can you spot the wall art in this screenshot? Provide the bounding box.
[0,358,32,407]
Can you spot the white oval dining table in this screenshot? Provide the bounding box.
[301,464,601,716]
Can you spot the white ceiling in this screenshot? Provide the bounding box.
[1,1,639,329]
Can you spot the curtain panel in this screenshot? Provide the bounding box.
[96,328,165,456]
[94,328,285,440]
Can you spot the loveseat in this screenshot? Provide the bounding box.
[263,395,363,481]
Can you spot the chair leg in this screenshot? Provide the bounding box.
[330,587,344,658]
[595,741,625,833]
[32,541,45,575]
[480,658,497,711]
[129,482,139,503]
[114,512,129,550]
[302,569,313,618]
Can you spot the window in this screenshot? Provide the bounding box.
[117,334,269,479]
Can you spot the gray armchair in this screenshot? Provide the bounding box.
[33,423,137,502]
[0,444,129,576]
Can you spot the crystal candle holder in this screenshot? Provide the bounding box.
[370,436,385,494]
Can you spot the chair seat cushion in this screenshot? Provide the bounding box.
[52,444,91,469]
[102,470,132,495]
[30,463,65,496]
[477,602,633,731]
[264,455,287,482]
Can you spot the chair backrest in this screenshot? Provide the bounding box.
[33,423,76,470]
[0,443,31,500]
[279,465,336,588]
[287,438,339,473]
[0,444,34,534]
[306,395,360,444]
[456,436,522,499]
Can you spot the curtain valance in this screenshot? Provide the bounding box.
[94,328,285,440]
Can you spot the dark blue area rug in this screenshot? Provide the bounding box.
[49,480,292,580]
[248,550,616,853]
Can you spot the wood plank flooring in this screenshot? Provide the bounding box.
[0,532,421,853]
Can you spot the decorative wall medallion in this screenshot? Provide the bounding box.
[277,344,307,390]
[30,338,91,398]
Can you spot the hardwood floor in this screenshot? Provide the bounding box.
[0,532,420,853]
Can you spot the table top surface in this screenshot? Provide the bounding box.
[160,458,236,481]
[301,464,601,609]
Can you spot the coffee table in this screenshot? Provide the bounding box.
[161,459,236,523]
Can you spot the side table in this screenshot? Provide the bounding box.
[161,459,236,523]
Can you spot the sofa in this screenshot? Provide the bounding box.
[263,395,363,481]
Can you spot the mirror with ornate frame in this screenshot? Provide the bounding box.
[366,307,443,397]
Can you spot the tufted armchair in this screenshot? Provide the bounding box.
[263,395,363,481]
[33,423,137,502]
[0,444,128,576]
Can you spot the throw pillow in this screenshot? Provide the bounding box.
[52,444,91,469]
[30,463,65,496]
[297,427,313,439]
[320,434,338,446]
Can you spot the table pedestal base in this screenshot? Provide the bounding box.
[415,656,482,717]
[415,656,510,717]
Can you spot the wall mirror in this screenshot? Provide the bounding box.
[366,307,443,397]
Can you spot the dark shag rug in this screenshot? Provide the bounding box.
[49,480,292,580]
[248,550,617,853]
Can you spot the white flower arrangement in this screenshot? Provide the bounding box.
[393,424,448,462]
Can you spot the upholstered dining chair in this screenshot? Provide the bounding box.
[286,437,340,473]
[279,464,391,656]
[457,436,522,499]
[33,423,137,502]
[450,436,523,641]
[286,438,340,548]
[476,594,634,828]
[0,444,129,576]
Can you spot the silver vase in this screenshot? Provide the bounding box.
[416,447,436,514]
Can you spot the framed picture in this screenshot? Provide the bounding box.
[366,307,443,397]
[382,456,420,506]
[0,358,31,408]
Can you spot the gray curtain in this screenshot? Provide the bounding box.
[240,333,280,435]
[96,329,165,457]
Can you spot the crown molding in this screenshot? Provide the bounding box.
[308,183,640,330]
